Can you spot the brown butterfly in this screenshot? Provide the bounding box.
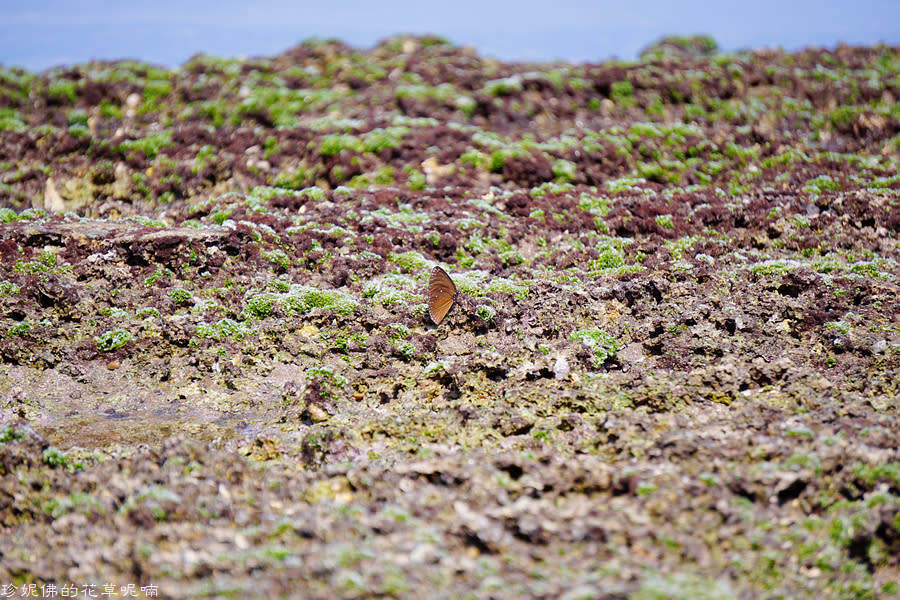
[428,266,459,325]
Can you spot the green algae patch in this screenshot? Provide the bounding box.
[168,287,192,304]
[94,329,133,352]
[6,321,32,337]
[749,260,793,277]
[114,130,174,160]
[42,446,84,472]
[0,424,27,444]
[802,174,842,195]
[279,285,359,315]
[362,273,420,308]
[475,305,496,322]
[195,318,250,342]
[388,251,429,273]
[451,270,530,300]
[422,360,453,377]
[632,572,736,600]
[306,365,348,400]
[570,329,619,366]
[242,285,358,320]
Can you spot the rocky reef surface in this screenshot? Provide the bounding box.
[0,35,898,598]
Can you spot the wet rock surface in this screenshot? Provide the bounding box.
[1,35,899,598]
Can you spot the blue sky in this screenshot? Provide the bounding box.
[1,0,898,71]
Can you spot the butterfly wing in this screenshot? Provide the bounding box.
[428,266,458,325]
